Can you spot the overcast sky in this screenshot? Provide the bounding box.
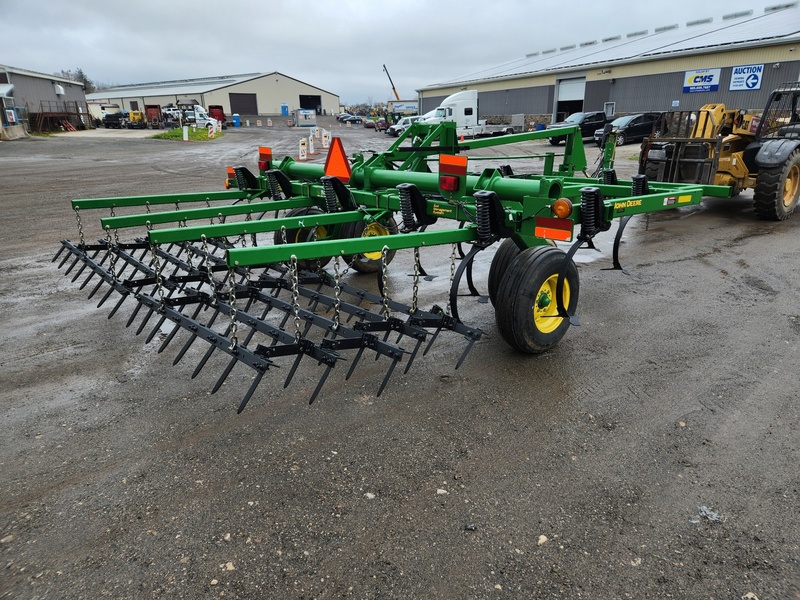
[4,0,772,104]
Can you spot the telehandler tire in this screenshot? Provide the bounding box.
[495,246,579,354]
[753,148,800,221]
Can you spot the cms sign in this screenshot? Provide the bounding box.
[683,69,721,93]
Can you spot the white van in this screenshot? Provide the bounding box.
[387,115,421,137]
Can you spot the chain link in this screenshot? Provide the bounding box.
[332,255,342,331]
[411,247,421,314]
[146,221,166,312]
[104,225,118,280]
[74,207,85,246]
[290,255,301,341]
[201,234,217,305]
[381,245,390,321]
[227,267,238,351]
[446,243,457,315]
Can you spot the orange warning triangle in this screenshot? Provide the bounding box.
[324,137,351,183]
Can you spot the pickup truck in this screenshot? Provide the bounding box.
[546,111,610,145]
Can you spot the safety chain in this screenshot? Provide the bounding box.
[245,212,257,247]
[411,247,421,314]
[331,255,342,331]
[280,225,288,245]
[104,224,121,280]
[146,221,166,312]
[201,234,217,305]
[73,207,85,247]
[381,245,390,321]
[227,266,238,351]
[145,201,151,214]
[446,243,457,315]
[290,255,301,341]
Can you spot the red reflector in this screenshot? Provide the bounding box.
[257,160,268,171]
[535,217,573,241]
[439,154,468,176]
[439,175,460,192]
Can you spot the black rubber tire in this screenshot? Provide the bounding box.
[644,160,660,182]
[272,206,332,270]
[753,148,800,221]
[549,137,562,146]
[494,246,579,354]
[488,238,522,307]
[341,217,399,274]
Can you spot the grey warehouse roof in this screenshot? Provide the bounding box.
[423,3,800,90]
[86,73,265,100]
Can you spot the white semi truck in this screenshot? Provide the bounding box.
[420,90,522,138]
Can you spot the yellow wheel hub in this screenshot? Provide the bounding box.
[533,274,570,334]
[783,163,800,208]
[361,221,390,260]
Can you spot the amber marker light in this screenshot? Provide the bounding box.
[551,197,574,219]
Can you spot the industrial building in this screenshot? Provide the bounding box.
[86,72,340,120]
[418,3,800,124]
[0,65,89,137]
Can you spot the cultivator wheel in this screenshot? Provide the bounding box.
[494,247,579,354]
[341,216,399,273]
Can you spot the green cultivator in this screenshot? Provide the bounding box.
[55,121,732,411]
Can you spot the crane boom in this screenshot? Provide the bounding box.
[383,64,401,101]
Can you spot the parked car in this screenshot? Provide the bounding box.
[337,113,353,122]
[547,110,609,145]
[593,112,663,147]
[375,118,389,132]
[363,119,376,129]
[343,115,362,124]
[386,115,421,137]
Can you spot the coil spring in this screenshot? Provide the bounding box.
[322,178,339,213]
[266,172,283,201]
[631,174,649,196]
[475,193,492,244]
[579,187,600,240]
[397,184,416,232]
[600,169,618,185]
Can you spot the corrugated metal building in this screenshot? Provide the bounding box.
[418,3,800,123]
[0,65,89,135]
[87,72,340,118]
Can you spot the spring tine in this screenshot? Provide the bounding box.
[96,282,117,308]
[191,343,217,378]
[403,338,424,374]
[87,275,106,300]
[174,307,220,365]
[376,358,399,397]
[145,314,168,344]
[107,292,128,319]
[212,303,268,390]
[126,299,144,328]
[308,365,332,405]
[345,296,365,324]
[422,325,443,356]
[57,249,73,269]
[283,353,304,388]
[53,244,66,263]
[455,338,476,370]
[345,345,367,380]
[70,260,90,283]
[79,266,97,290]
[211,356,237,394]
[236,370,265,414]
[158,302,204,354]
[374,329,392,361]
[63,254,82,276]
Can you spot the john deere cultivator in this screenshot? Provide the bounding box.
[55,121,731,411]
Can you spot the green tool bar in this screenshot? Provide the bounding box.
[149,210,365,245]
[227,226,477,267]
[601,187,707,220]
[72,189,260,211]
[99,197,315,230]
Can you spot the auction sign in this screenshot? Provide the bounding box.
[729,64,764,91]
[683,68,721,93]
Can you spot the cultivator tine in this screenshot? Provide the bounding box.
[376,358,400,397]
[308,365,333,404]
[236,370,265,414]
[107,292,129,319]
[52,244,67,263]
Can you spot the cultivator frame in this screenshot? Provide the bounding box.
[56,121,731,411]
